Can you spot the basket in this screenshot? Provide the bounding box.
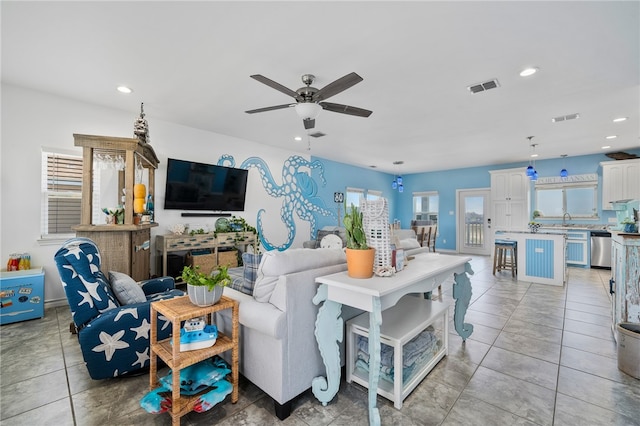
[218,250,238,268]
[186,251,217,275]
[360,198,392,269]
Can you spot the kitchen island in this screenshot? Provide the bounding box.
[496,231,567,286]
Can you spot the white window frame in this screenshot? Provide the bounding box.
[346,187,365,208]
[366,189,382,201]
[534,174,599,219]
[40,148,96,240]
[412,191,439,223]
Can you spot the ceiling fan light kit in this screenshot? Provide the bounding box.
[245,72,372,130]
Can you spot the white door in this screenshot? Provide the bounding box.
[458,189,491,255]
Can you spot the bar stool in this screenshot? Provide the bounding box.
[493,239,517,277]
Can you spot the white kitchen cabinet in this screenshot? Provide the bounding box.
[490,168,530,232]
[601,159,640,210]
[566,231,589,266]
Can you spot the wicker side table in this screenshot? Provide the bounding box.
[150,295,239,426]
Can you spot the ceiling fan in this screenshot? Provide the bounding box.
[245,72,372,130]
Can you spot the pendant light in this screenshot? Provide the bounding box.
[392,161,404,192]
[525,136,535,177]
[560,154,568,179]
[529,141,539,181]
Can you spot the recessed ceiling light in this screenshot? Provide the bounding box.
[117,86,133,94]
[530,154,539,158]
[519,67,538,77]
[613,117,627,123]
[605,135,617,140]
[602,146,611,149]
[294,136,302,141]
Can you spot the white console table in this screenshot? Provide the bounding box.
[313,253,474,426]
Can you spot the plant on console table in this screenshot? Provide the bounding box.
[528,222,540,233]
[181,265,230,306]
[343,203,375,278]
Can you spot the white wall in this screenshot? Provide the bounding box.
[1,84,310,304]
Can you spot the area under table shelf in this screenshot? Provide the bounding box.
[346,295,450,409]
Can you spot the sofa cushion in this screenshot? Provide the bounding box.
[222,287,286,339]
[399,238,421,250]
[253,248,346,303]
[109,271,147,305]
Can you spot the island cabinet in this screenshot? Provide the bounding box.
[610,232,640,340]
[490,168,530,233]
[497,232,567,286]
[601,159,640,210]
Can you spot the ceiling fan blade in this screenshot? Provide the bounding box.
[303,118,315,130]
[250,75,302,100]
[245,104,294,114]
[312,72,363,102]
[320,102,372,117]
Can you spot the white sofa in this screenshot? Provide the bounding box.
[392,228,431,257]
[214,248,361,419]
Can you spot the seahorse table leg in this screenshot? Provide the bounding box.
[312,284,343,405]
[367,297,382,426]
[453,262,475,341]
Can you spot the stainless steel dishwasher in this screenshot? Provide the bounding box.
[590,231,612,269]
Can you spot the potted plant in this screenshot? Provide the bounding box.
[621,217,638,233]
[181,265,231,306]
[343,203,375,278]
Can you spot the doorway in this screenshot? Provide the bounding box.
[457,189,491,255]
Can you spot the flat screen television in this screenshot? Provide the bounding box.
[164,158,248,211]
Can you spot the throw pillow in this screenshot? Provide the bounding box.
[241,252,262,295]
[109,271,147,305]
[399,238,421,250]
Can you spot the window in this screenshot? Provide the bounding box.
[346,187,365,208]
[41,150,83,238]
[534,175,598,219]
[413,191,439,224]
[366,190,382,201]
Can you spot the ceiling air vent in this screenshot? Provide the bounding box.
[309,131,326,138]
[552,113,580,123]
[467,79,500,94]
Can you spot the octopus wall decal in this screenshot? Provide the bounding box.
[217,154,336,251]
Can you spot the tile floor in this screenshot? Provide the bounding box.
[1,255,639,425]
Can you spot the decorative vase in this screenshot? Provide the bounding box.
[623,223,637,233]
[345,248,376,279]
[529,223,540,233]
[187,284,223,306]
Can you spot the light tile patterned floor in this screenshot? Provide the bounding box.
[1,255,639,425]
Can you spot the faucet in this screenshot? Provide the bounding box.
[562,212,572,226]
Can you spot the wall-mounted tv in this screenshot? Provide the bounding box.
[164,158,248,212]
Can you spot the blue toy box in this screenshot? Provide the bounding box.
[0,267,45,325]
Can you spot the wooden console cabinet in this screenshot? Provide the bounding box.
[156,232,257,277]
[72,134,159,281]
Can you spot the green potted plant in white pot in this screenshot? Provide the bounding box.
[343,203,375,278]
[181,265,231,306]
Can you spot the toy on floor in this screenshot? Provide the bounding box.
[140,357,232,414]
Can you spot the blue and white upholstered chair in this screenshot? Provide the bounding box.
[54,237,184,379]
